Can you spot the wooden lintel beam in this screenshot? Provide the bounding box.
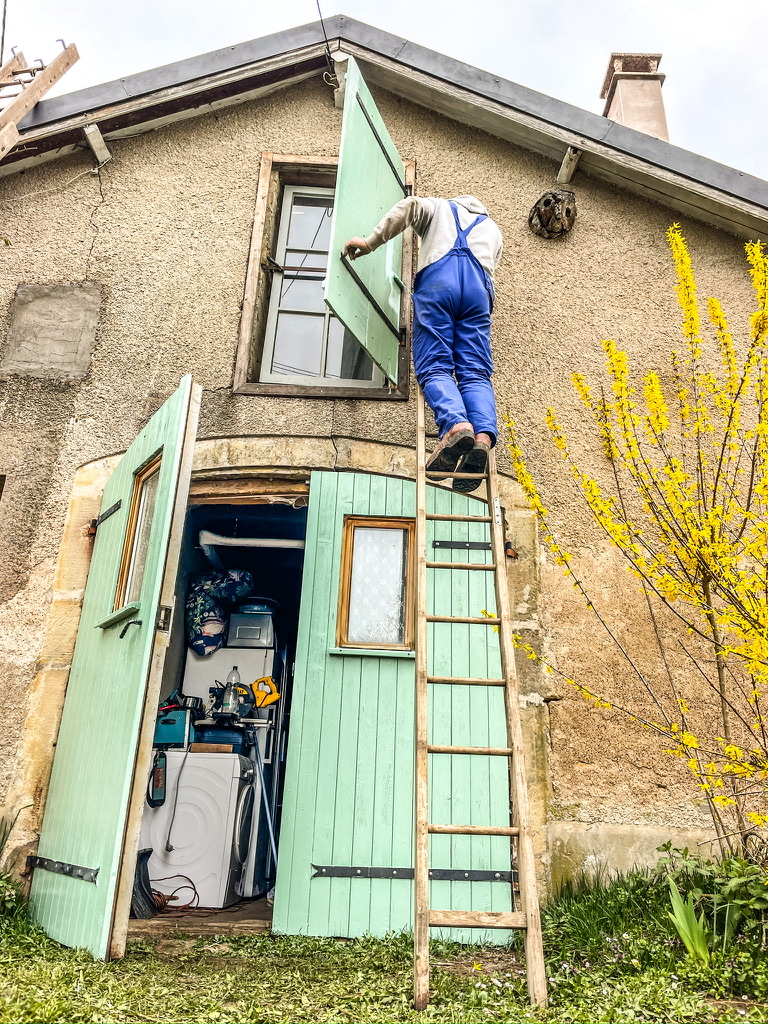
[557,145,582,184]
[0,52,26,87]
[0,44,79,131]
[82,123,112,165]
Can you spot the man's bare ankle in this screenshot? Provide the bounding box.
[475,432,492,446]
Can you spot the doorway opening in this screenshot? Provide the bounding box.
[128,494,307,939]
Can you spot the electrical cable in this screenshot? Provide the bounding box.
[314,0,337,84]
[150,874,199,913]
[0,165,104,206]
[0,0,7,66]
[164,743,192,852]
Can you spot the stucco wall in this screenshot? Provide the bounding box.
[0,73,757,874]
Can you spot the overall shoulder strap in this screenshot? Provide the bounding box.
[449,202,488,246]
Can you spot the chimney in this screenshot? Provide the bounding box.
[600,53,669,141]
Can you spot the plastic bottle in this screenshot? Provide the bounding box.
[222,666,241,715]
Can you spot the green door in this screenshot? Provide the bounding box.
[30,376,201,958]
[324,56,407,385]
[274,471,512,943]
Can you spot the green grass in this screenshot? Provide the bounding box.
[1,870,767,1023]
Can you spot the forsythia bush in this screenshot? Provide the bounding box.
[508,226,768,849]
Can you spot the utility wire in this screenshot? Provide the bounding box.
[0,0,7,66]
[315,0,337,83]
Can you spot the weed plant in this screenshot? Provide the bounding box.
[0,852,767,1021]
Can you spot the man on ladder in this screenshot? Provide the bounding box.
[344,195,502,493]
[347,196,547,1011]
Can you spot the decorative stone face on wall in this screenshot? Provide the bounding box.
[2,283,102,379]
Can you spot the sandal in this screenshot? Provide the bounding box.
[425,429,475,479]
[453,441,490,493]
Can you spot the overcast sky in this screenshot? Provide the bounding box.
[7,0,766,181]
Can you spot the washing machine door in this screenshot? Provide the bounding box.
[233,782,255,866]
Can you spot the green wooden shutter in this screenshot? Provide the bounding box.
[324,57,407,385]
[29,376,200,959]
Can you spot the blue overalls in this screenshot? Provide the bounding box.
[412,202,497,446]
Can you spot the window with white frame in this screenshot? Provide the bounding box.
[258,186,383,388]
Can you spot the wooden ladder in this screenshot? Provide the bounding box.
[413,388,548,1009]
[0,43,79,164]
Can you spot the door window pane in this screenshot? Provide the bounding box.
[124,469,159,604]
[115,457,161,610]
[347,526,409,645]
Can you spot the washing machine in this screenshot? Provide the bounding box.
[140,751,255,908]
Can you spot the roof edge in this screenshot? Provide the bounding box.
[17,14,768,217]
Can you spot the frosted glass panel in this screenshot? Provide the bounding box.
[347,527,408,645]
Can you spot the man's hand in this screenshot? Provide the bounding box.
[343,237,371,260]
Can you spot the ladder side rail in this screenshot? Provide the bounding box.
[487,448,548,1007]
[0,44,78,131]
[413,389,430,1010]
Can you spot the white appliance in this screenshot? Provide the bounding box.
[140,751,255,908]
[182,647,276,705]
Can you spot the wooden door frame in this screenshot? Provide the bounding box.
[110,471,313,955]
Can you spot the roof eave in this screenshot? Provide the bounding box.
[7,15,767,239]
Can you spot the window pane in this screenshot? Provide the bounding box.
[271,313,324,377]
[347,527,408,645]
[326,318,375,381]
[286,195,333,251]
[125,468,160,605]
[280,273,325,312]
[283,250,327,271]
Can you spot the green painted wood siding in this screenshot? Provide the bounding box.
[324,56,405,385]
[30,377,195,959]
[273,471,512,943]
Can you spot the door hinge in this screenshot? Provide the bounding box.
[155,605,172,631]
[311,864,513,882]
[87,499,122,538]
[432,540,491,551]
[27,855,99,884]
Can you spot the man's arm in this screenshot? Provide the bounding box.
[344,196,433,260]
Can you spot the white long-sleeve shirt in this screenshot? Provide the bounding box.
[364,195,503,281]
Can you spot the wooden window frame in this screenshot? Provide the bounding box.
[258,183,386,390]
[336,515,416,651]
[112,452,162,611]
[233,152,415,400]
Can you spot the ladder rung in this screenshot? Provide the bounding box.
[425,470,487,479]
[427,744,514,756]
[429,910,526,929]
[425,560,496,571]
[428,823,519,836]
[427,675,506,686]
[426,615,500,624]
[425,513,492,523]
